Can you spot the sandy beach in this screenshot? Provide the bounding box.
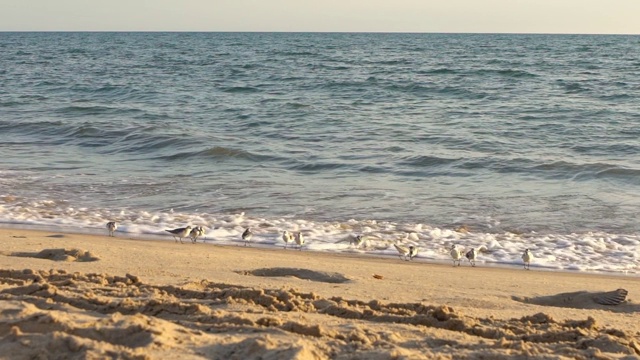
[1,228,639,359]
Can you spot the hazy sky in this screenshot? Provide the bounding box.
[1,0,639,34]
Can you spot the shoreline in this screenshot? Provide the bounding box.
[2,223,638,278]
[1,227,640,358]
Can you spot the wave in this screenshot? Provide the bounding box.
[55,105,143,117]
[450,156,640,184]
[472,68,538,78]
[152,146,285,164]
[0,100,26,107]
[311,64,351,71]
[274,51,319,57]
[221,86,261,94]
[397,155,460,168]
[599,93,633,101]
[0,120,145,147]
[555,80,589,94]
[418,68,458,75]
[285,159,350,172]
[114,134,193,155]
[0,120,66,137]
[283,102,313,109]
[0,199,638,274]
[530,161,640,182]
[365,59,413,66]
[66,48,89,55]
[358,165,390,174]
[593,167,640,181]
[571,143,640,156]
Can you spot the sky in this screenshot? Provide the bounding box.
[1,0,639,34]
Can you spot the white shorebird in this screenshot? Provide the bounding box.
[394,244,418,261]
[294,231,305,250]
[189,226,205,243]
[450,244,462,266]
[522,248,533,270]
[166,225,192,244]
[242,228,253,246]
[282,230,294,249]
[106,221,117,237]
[465,248,477,267]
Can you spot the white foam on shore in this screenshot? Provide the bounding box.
[1,199,639,274]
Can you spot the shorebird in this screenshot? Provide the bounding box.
[189,226,205,243]
[242,228,253,246]
[408,246,418,260]
[465,248,477,267]
[106,221,117,237]
[282,230,294,249]
[522,248,533,270]
[350,234,364,248]
[394,244,418,261]
[294,231,305,250]
[450,244,462,266]
[166,226,192,244]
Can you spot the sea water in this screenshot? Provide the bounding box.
[1,32,639,274]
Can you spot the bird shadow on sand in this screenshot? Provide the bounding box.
[512,289,640,313]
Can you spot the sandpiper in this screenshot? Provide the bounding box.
[394,244,418,261]
[294,231,305,250]
[522,248,533,270]
[242,228,253,246]
[350,234,364,248]
[190,226,205,243]
[166,226,192,244]
[106,221,117,237]
[450,244,462,266]
[465,248,477,267]
[282,230,294,249]
[408,246,418,260]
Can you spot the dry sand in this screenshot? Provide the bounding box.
[1,228,639,359]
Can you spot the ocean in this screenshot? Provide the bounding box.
[1,32,639,274]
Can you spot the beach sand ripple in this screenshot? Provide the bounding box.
[512,289,640,313]
[238,267,351,284]
[10,248,100,262]
[1,269,639,359]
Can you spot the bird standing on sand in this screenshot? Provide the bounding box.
[465,248,477,267]
[189,226,205,243]
[282,230,294,249]
[522,248,533,270]
[242,228,253,246]
[106,221,117,237]
[166,226,193,244]
[394,244,418,261]
[450,244,462,266]
[294,231,305,250]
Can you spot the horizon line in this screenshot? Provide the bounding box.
[0,30,639,36]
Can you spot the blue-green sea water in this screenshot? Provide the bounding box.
[1,32,639,273]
